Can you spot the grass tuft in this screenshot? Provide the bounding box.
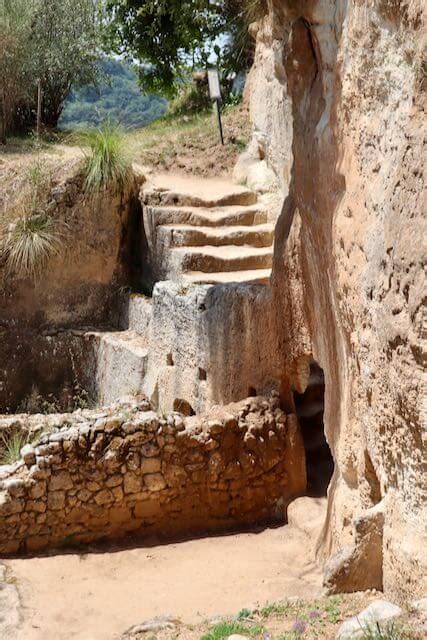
[1,213,62,279]
[80,121,132,192]
[0,431,32,466]
[200,620,262,640]
[359,621,414,640]
[0,153,62,279]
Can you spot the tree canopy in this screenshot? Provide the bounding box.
[30,0,103,127]
[105,0,262,97]
[0,0,35,141]
[0,0,103,139]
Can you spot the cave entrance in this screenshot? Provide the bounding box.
[293,361,334,497]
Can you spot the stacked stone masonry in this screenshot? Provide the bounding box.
[0,397,306,554]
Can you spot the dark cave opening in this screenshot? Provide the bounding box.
[294,361,334,497]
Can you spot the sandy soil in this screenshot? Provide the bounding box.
[5,523,322,640]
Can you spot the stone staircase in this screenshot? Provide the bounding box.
[91,174,275,406]
[142,174,273,285]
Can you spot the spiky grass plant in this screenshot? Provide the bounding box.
[0,153,62,279]
[0,430,32,466]
[80,121,131,193]
[1,213,62,279]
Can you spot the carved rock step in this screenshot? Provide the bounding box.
[145,204,268,228]
[93,330,149,405]
[287,496,327,539]
[122,295,152,335]
[143,173,257,208]
[171,245,273,274]
[183,268,272,285]
[158,223,274,248]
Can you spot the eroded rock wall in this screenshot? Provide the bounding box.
[246,0,425,600]
[0,170,145,411]
[0,173,141,329]
[143,281,282,415]
[0,396,306,554]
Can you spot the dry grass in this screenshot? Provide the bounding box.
[0,153,64,278]
[0,430,32,465]
[1,213,62,279]
[127,104,250,178]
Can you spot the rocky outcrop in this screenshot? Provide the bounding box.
[0,168,145,412]
[244,0,425,600]
[0,396,306,554]
[0,172,142,329]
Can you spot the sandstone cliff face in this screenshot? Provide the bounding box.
[245,0,425,600]
[0,171,143,411]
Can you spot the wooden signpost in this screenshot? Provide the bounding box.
[207,68,224,146]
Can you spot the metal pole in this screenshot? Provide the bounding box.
[215,98,224,146]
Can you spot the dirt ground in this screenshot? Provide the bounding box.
[5,523,322,640]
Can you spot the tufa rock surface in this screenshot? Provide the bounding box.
[243,0,425,601]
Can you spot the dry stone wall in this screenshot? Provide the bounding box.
[0,397,306,554]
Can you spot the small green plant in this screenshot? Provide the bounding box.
[80,121,132,192]
[260,601,292,618]
[324,597,341,624]
[1,213,62,279]
[200,620,262,640]
[237,607,253,620]
[359,621,413,640]
[0,431,32,466]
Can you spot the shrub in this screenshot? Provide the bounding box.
[1,213,62,279]
[80,121,132,192]
[168,82,211,117]
[0,430,32,466]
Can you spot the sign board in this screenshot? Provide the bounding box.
[207,68,221,101]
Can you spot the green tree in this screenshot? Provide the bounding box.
[30,0,103,127]
[0,0,35,142]
[105,0,263,97]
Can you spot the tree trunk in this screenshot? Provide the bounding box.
[36,79,42,139]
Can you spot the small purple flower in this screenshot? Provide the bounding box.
[262,633,272,640]
[308,609,321,619]
[292,619,307,635]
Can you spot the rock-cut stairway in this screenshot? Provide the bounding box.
[142,173,273,285]
[90,174,275,406]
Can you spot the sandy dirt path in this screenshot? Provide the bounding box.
[5,523,322,640]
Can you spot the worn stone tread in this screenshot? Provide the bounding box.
[95,330,149,356]
[183,268,271,285]
[144,173,257,207]
[159,223,274,247]
[145,204,268,227]
[172,244,273,273]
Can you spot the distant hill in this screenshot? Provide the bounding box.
[59,59,168,131]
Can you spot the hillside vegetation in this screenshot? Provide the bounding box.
[59,59,168,131]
